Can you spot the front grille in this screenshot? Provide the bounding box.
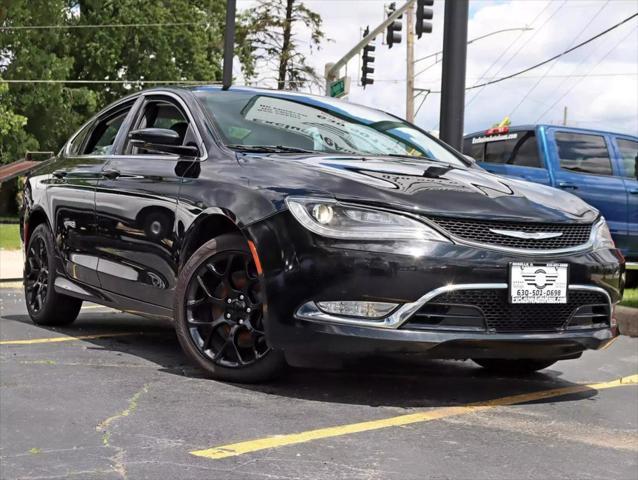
[403,289,610,333]
[425,216,592,250]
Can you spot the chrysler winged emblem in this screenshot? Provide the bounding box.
[489,229,563,240]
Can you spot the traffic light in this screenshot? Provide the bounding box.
[416,0,434,39]
[386,3,402,49]
[361,27,375,87]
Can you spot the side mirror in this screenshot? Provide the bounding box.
[464,154,478,165]
[129,128,199,158]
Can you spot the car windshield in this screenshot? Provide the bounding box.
[193,88,468,167]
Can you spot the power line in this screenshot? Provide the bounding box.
[420,11,637,95]
[0,21,206,31]
[5,72,635,85]
[508,0,610,117]
[464,0,558,109]
[414,27,533,64]
[0,79,221,84]
[534,24,638,123]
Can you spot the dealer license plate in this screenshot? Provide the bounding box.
[509,262,568,304]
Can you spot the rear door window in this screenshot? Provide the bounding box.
[616,138,637,178]
[555,132,612,176]
[82,102,135,156]
[67,122,92,155]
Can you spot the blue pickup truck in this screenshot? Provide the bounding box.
[463,124,637,284]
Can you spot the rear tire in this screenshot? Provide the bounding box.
[174,233,286,383]
[473,358,557,374]
[24,223,82,326]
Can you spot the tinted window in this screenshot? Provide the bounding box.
[478,130,539,167]
[127,100,194,154]
[67,123,92,155]
[82,102,135,156]
[616,138,638,178]
[463,137,484,161]
[555,132,612,176]
[511,133,540,168]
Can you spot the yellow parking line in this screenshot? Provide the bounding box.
[190,374,638,460]
[0,332,142,345]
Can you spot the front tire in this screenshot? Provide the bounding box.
[473,358,558,374]
[24,223,82,326]
[174,234,285,383]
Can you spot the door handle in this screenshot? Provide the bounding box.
[558,182,578,190]
[102,169,121,180]
[52,170,67,179]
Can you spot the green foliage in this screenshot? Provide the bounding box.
[246,0,326,91]
[622,288,638,308]
[0,223,20,250]
[0,81,38,164]
[0,0,255,165]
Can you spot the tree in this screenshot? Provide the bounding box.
[0,0,255,164]
[0,80,38,165]
[1,0,101,161]
[246,0,326,91]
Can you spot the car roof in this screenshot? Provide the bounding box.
[464,124,637,139]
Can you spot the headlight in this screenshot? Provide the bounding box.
[592,217,615,249]
[286,197,449,242]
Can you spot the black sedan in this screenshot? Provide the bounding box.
[21,86,624,382]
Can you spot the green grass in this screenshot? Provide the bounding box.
[0,223,21,250]
[621,288,638,309]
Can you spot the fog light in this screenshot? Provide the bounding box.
[316,301,398,319]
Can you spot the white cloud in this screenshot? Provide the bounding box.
[238,0,638,135]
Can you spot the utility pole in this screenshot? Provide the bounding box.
[438,0,468,149]
[406,2,415,122]
[563,106,568,126]
[222,0,237,90]
[324,0,414,95]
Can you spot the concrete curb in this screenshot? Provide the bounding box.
[0,278,22,283]
[617,306,638,337]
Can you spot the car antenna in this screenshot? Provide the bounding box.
[222,0,237,91]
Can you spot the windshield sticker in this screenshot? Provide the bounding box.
[242,96,411,155]
[471,133,518,144]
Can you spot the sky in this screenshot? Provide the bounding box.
[237,0,638,135]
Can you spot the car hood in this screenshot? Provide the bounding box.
[246,154,598,224]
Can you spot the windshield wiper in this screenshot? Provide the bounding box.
[386,153,439,162]
[227,144,318,154]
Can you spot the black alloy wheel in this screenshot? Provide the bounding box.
[24,223,82,326]
[25,235,49,313]
[185,251,269,367]
[175,234,285,382]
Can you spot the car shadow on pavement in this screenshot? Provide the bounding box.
[2,312,598,408]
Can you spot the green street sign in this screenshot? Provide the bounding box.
[329,77,350,98]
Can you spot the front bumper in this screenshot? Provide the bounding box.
[244,211,623,358]
[280,319,617,359]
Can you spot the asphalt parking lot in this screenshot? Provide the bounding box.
[1,284,637,480]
